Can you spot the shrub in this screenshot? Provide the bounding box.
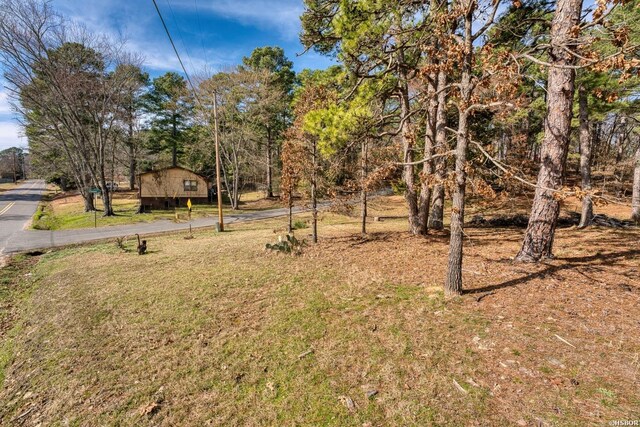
[293,220,307,230]
[265,234,306,255]
[33,205,45,222]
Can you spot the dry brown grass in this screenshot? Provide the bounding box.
[0,195,638,426]
[0,181,21,194]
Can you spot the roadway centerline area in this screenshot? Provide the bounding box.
[0,180,46,255]
[0,202,16,216]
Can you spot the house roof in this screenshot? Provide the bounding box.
[138,166,209,181]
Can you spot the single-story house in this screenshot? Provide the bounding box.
[138,166,211,210]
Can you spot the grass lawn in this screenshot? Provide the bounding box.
[1,196,639,425]
[32,190,284,230]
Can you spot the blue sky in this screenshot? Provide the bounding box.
[0,0,335,151]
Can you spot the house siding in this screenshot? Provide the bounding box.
[138,167,210,210]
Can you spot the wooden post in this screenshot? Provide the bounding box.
[213,92,224,231]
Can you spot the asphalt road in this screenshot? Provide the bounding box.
[0,179,47,255]
[1,179,355,256]
[1,196,305,255]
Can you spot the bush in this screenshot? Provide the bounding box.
[32,205,45,222]
[31,204,57,230]
[32,205,50,230]
[293,220,307,230]
[391,180,406,195]
[265,234,306,256]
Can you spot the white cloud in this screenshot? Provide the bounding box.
[0,91,14,115]
[0,120,26,151]
[0,87,24,150]
[52,0,242,76]
[176,0,304,40]
[126,38,239,76]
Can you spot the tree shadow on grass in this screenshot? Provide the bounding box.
[340,230,451,247]
[464,249,640,295]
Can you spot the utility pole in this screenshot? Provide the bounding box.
[213,92,224,232]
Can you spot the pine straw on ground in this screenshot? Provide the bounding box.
[0,197,638,426]
[312,224,640,425]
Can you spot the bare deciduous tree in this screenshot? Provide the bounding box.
[0,0,143,215]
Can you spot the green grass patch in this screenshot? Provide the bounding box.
[31,191,279,230]
[293,219,308,229]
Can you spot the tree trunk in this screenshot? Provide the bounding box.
[591,122,600,170]
[616,118,630,186]
[361,138,368,236]
[495,132,507,162]
[632,144,640,222]
[232,157,240,210]
[578,85,593,227]
[68,150,95,213]
[311,138,318,244]
[445,7,473,297]
[172,113,178,167]
[615,117,626,165]
[288,192,294,233]
[12,151,17,183]
[399,82,420,234]
[418,74,438,235]
[82,188,95,212]
[221,142,240,211]
[99,173,113,217]
[429,69,448,230]
[516,0,583,262]
[603,117,619,168]
[266,128,274,198]
[128,117,136,190]
[129,154,136,190]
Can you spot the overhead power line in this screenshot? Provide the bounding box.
[151,0,199,99]
[150,0,224,231]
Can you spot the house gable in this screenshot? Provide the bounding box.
[139,167,209,199]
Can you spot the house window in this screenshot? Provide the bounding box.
[183,180,198,191]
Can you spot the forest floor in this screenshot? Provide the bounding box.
[1,195,638,426]
[31,189,283,230]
